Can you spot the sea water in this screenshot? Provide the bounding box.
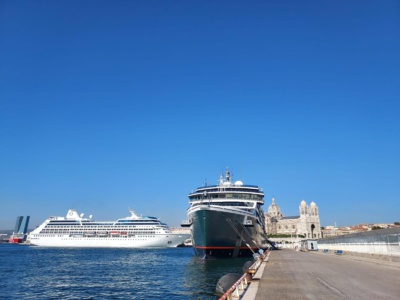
[0,244,249,299]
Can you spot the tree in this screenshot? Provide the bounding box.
[394,222,400,226]
[371,226,382,230]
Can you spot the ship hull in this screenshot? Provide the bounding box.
[29,234,190,248]
[188,206,268,258]
[9,237,23,244]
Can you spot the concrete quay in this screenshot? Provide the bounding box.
[246,249,400,300]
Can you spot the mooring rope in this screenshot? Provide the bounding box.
[226,218,256,255]
[239,222,261,251]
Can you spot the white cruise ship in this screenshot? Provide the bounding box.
[28,209,190,248]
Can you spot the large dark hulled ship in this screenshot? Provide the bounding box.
[183,170,269,258]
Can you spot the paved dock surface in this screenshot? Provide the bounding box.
[254,250,400,300]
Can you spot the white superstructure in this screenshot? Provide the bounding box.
[28,209,190,248]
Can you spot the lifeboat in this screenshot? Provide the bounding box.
[110,231,120,236]
[84,232,96,237]
[70,233,83,237]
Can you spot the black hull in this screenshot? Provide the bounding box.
[188,207,268,258]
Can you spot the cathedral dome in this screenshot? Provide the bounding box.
[300,200,307,206]
[268,198,281,217]
[310,201,317,207]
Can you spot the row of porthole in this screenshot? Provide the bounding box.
[37,235,158,238]
[58,238,157,241]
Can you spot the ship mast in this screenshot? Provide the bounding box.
[226,169,230,182]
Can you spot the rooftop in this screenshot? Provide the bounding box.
[281,216,300,220]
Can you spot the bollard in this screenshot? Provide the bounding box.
[242,260,254,283]
[247,268,256,275]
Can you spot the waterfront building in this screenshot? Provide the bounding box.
[9,216,30,243]
[321,223,400,237]
[265,198,322,239]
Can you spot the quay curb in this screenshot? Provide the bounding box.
[240,252,270,300]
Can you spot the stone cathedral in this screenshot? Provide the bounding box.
[265,198,322,239]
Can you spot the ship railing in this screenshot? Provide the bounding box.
[218,251,269,300]
[210,206,253,216]
[192,184,261,191]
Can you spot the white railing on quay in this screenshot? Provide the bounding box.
[318,241,400,257]
[218,251,269,300]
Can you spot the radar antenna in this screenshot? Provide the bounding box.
[128,208,139,219]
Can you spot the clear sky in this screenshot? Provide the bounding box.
[1,1,399,230]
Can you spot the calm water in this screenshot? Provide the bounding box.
[0,244,250,299]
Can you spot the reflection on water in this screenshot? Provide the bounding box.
[0,245,251,299]
[184,255,250,299]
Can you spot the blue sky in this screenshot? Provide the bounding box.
[1,1,399,230]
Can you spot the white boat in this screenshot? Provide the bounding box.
[28,209,190,248]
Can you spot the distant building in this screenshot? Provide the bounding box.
[265,198,322,239]
[9,216,30,243]
[322,222,399,237]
